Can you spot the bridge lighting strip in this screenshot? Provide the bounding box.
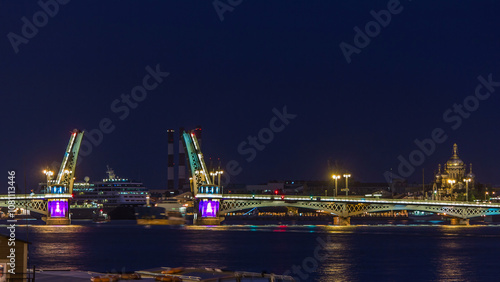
[196,194,222,199]
[44,194,72,199]
[211,195,500,208]
[0,194,73,200]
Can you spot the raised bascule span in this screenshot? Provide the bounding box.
[181,129,223,224]
[54,129,84,195]
[0,129,84,225]
[183,129,500,226]
[182,130,213,193]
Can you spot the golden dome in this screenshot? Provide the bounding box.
[446,144,464,167]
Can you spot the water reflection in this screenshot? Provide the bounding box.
[316,233,355,282]
[181,226,231,267]
[434,227,475,281]
[25,225,88,270]
[436,239,469,280]
[7,223,500,281]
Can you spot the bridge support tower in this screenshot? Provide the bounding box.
[43,129,83,225]
[332,203,351,226]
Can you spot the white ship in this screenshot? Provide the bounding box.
[71,166,149,219]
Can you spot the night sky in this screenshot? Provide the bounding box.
[2,1,500,192]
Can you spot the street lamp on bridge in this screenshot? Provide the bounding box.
[448,179,456,197]
[332,175,340,197]
[217,170,224,194]
[43,170,54,178]
[343,174,351,197]
[463,178,471,202]
[210,171,216,184]
[43,170,54,192]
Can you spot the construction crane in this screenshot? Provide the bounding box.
[181,130,219,195]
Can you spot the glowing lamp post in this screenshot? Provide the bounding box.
[448,179,456,199]
[343,174,351,197]
[210,172,216,184]
[43,169,54,179]
[43,170,54,192]
[217,170,224,194]
[332,175,341,197]
[463,178,471,202]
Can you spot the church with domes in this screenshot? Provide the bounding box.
[434,143,475,200]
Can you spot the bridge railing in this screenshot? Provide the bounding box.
[195,193,500,208]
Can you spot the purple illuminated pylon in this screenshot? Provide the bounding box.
[199,200,219,217]
[48,200,68,217]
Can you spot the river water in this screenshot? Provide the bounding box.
[6,220,500,281]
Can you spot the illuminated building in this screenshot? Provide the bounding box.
[434,143,475,200]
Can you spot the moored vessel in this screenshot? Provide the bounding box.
[135,206,186,225]
[70,166,149,220]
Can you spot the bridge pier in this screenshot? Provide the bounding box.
[45,217,71,225]
[333,216,351,226]
[450,218,469,226]
[193,216,225,225]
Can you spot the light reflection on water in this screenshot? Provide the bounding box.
[436,240,467,280]
[317,237,353,282]
[25,225,89,270]
[7,223,500,281]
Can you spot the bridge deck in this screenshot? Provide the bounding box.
[197,194,500,208]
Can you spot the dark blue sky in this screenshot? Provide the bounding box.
[2,1,500,192]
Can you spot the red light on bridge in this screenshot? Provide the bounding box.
[274,190,279,195]
[281,195,285,200]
